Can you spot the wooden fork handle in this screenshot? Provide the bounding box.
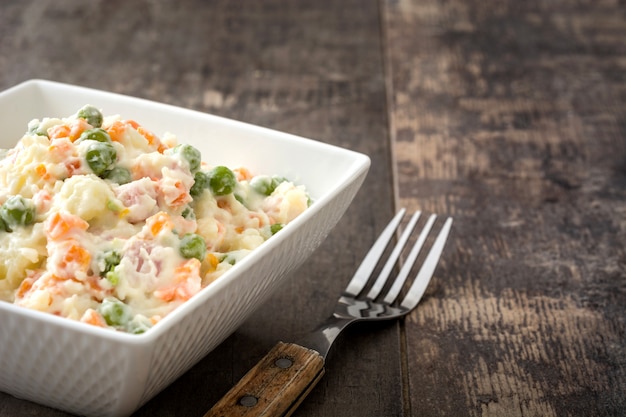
[204,342,325,417]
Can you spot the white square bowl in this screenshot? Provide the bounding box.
[0,80,370,417]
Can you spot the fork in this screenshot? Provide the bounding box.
[205,209,453,417]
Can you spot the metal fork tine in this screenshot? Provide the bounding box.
[343,209,407,297]
[365,211,421,300]
[383,214,437,305]
[400,217,453,310]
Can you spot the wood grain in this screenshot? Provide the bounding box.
[383,0,626,416]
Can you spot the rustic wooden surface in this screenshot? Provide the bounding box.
[0,1,624,416]
[384,1,626,416]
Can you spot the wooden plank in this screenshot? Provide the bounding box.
[0,1,398,417]
[383,0,626,416]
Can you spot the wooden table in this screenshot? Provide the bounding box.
[1,1,624,416]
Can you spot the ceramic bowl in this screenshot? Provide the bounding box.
[0,80,370,417]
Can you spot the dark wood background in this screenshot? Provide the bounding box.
[0,1,624,416]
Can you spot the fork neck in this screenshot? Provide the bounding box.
[295,315,356,359]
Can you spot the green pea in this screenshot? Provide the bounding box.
[208,166,237,196]
[100,250,121,276]
[78,128,111,143]
[221,253,237,265]
[181,206,196,220]
[106,270,120,286]
[174,144,201,173]
[127,318,151,335]
[179,233,206,261]
[28,123,48,138]
[250,175,273,196]
[77,105,103,128]
[97,298,131,327]
[234,194,245,206]
[250,175,286,196]
[130,326,147,335]
[103,166,132,185]
[0,196,36,230]
[86,142,117,176]
[270,223,284,235]
[190,171,209,197]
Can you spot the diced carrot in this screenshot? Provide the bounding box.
[234,167,252,181]
[36,164,52,181]
[48,138,74,160]
[65,159,82,176]
[15,277,34,299]
[206,253,219,270]
[106,120,128,142]
[139,126,167,153]
[118,120,166,152]
[61,242,91,270]
[80,309,107,327]
[68,118,90,141]
[42,274,62,290]
[147,212,174,237]
[168,180,191,207]
[117,208,130,219]
[155,259,201,302]
[175,258,201,280]
[125,120,140,129]
[45,240,91,279]
[154,288,175,302]
[46,211,89,240]
[47,124,71,140]
[136,125,156,145]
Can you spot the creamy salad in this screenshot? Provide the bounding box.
[0,106,310,333]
